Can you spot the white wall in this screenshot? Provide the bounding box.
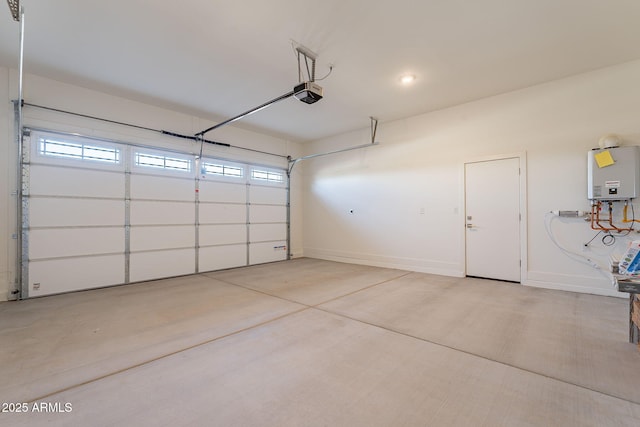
[303,60,640,297]
[0,69,305,301]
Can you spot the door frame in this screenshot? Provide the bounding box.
[460,152,528,283]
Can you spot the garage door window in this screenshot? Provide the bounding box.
[39,137,120,164]
[134,152,191,172]
[202,162,244,178]
[251,168,284,184]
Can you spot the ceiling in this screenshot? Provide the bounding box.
[2,0,640,143]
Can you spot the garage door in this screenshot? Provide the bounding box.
[21,129,288,297]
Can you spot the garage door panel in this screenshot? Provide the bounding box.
[28,255,125,297]
[199,181,246,203]
[29,198,124,227]
[249,205,286,223]
[249,241,287,265]
[30,165,124,198]
[199,203,246,224]
[200,224,246,246]
[130,225,195,251]
[130,201,194,225]
[250,223,286,243]
[130,249,196,282]
[131,174,195,201]
[250,186,286,205]
[199,245,246,272]
[29,228,124,260]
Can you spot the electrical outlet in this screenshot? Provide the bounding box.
[33,283,40,290]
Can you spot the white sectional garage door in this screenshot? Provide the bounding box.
[22,129,288,297]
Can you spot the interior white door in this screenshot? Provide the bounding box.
[465,157,521,282]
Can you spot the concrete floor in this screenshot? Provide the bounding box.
[1,258,639,426]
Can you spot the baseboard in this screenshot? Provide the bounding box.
[303,247,464,277]
[525,270,625,298]
[288,251,305,259]
[299,252,627,298]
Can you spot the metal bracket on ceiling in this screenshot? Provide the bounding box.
[370,116,379,144]
[295,44,317,82]
[6,0,19,21]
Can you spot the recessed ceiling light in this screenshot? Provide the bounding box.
[400,74,416,85]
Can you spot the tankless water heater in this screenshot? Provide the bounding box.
[587,146,640,200]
